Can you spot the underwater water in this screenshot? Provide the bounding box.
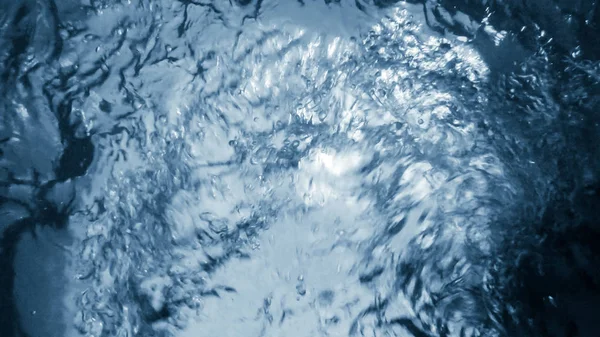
[1,0,599,336]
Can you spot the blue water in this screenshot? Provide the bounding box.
[1,1,599,337]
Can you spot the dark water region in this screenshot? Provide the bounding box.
[1,0,599,337]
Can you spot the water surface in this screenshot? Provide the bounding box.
[1,1,599,337]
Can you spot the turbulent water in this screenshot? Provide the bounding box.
[1,1,599,337]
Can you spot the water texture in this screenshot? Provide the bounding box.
[1,1,599,337]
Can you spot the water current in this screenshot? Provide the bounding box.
[1,1,599,337]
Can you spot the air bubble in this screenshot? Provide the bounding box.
[296,282,306,296]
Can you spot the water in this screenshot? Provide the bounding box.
[1,1,599,337]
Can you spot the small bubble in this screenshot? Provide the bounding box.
[167,130,179,141]
[296,283,306,296]
[318,111,328,121]
[418,118,424,125]
[59,28,70,39]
